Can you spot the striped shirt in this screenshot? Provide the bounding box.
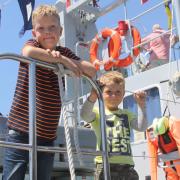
[8,39,80,140]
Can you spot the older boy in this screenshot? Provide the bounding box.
[81,71,147,180]
[2,4,95,180]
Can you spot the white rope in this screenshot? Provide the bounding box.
[56,64,76,180]
[63,106,76,180]
[73,78,85,166]
[126,19,139,74]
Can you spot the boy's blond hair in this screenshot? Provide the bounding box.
[32,5,60,27]
[99,71,125,89]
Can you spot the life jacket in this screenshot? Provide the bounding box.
[158,130,178,154]
[147,117,180,180]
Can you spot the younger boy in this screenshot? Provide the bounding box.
[81,71,147,180]
[2,4,95,180]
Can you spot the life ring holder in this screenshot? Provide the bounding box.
[90,28,121,71]
[108,25,141,68]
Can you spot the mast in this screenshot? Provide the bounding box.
[174,0,180,42]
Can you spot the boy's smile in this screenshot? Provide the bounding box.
[102,83,125,111]
[32,15,62,50]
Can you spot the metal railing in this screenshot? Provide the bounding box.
[0,53,110,180]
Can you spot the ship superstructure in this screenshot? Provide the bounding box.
[0,0,180,180]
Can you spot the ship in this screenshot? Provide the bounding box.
[0,0,180,179]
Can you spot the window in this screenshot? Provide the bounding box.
[123,87,161,141]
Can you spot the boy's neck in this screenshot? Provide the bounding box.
[106,106,119,111]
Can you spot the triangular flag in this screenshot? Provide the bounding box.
[66,0,71,8]
[141,0,149,4]
[18,0,35,37]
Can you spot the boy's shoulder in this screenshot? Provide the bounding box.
[119,108,132,114]
[56,45,72,53]
[25,39,41,47]
[120,108,135,116]
[25,39,67,51]
[93,107,134,116]
[25,39,79,59]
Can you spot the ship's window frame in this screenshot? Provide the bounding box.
[122,84,162,142]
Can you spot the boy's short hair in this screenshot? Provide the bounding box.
[99,71,125,89]
[32,5,60,27]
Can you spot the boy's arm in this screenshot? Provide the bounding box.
[131,91,148,131]
[80,99,96,123]
[76,60,96,78]
[131,105,147,131]
[80,89,97,123]
[22,45,96,78]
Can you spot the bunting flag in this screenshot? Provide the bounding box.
[141,0,149,4]
[18,0,35,37]
[66,0,71,8]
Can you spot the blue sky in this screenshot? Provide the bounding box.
[0,0,173,115]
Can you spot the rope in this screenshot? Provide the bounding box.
[56,64,76,180]
[74,42,87,166]
[56,64,85,178]
[125,90,180,105]
[72,78,84,166]
[63,106,76,180]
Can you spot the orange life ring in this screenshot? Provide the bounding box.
[108,25,141,68]
[90,28,121,71]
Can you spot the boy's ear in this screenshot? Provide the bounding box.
[60,27,63,35]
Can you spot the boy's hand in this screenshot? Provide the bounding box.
[133,91,146,109]
[88,88,98,103]
[46,49,82,76]
[46,49,61,58]
[61,57,83,77]
[46,48,95,78]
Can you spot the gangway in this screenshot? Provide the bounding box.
[0,53,110,180]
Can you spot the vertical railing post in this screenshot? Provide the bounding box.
[98,92,111,180]
[75,41,111,179]
[84,76,111,180]
[87,77,111,180]
[174,0,180,42]
[29,61,37,180]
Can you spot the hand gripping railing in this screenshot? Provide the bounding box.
[0,53,110,180]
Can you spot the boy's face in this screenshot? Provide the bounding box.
[32,15,62,50]
[102,82,125,111]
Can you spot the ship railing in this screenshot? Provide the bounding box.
[109,0,177,49]
[123,0,180,74]
[72,1,179,77]
[73,0,180,74]
[158,150,180,168]
[0,53,111,180]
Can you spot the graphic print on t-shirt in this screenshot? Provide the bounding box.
[106,113,131,156]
